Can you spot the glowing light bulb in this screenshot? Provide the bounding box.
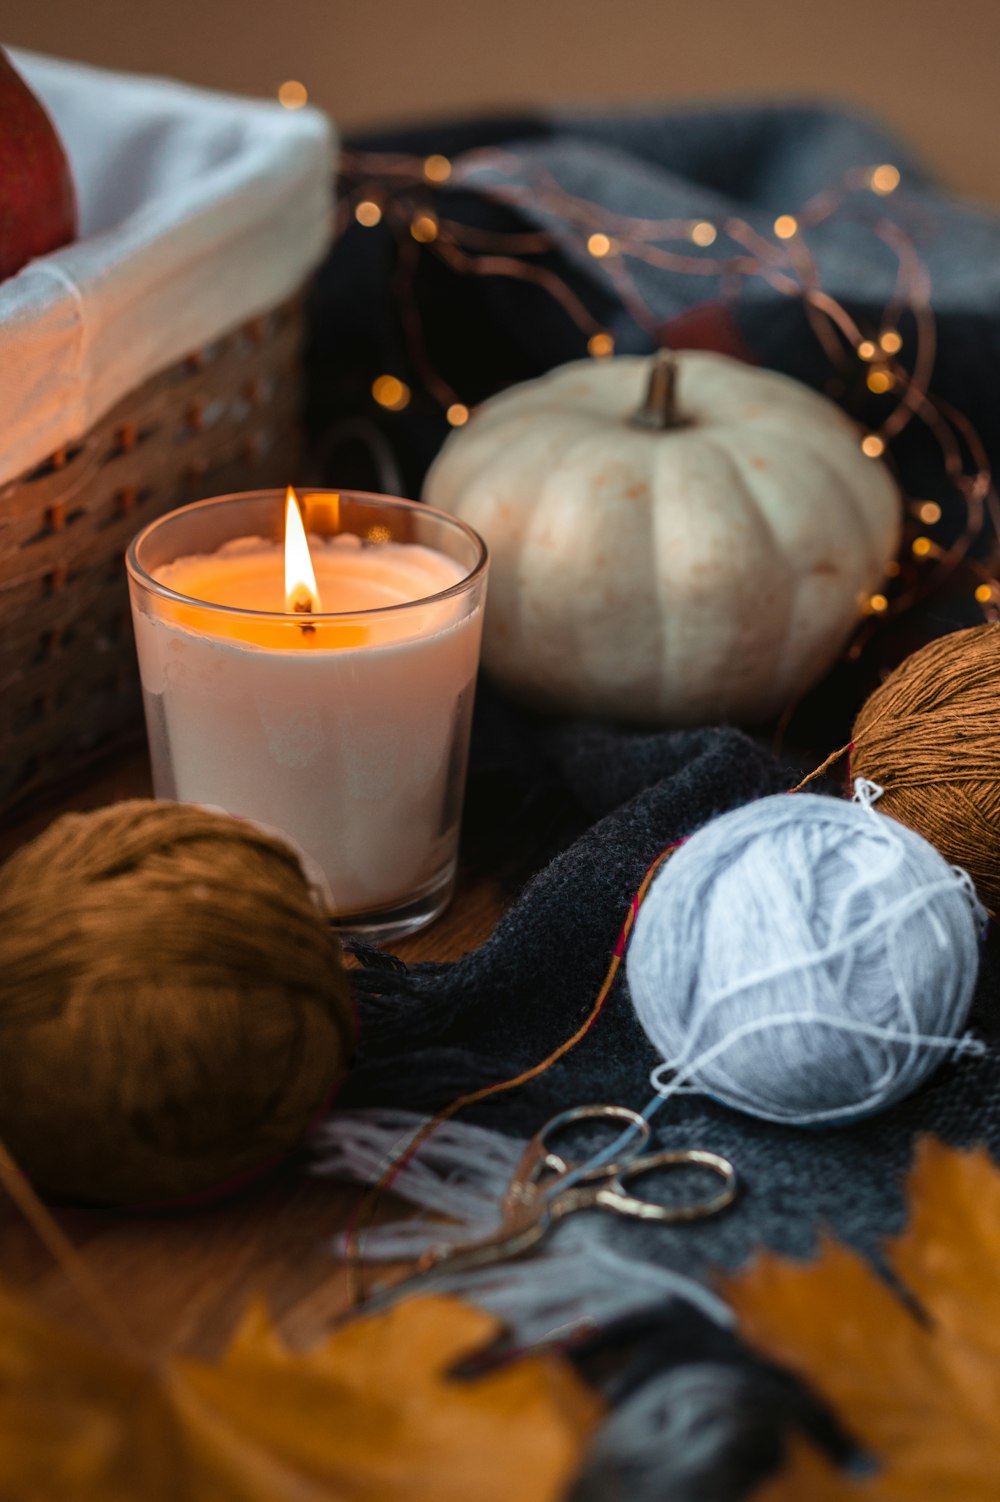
[868,593,889,613]
[410,212,439,244]
[773,215,798,239]
[912,536,933,557]
[446,403,469,426]
[587,331,615,358]
[880,330,903,354]
[867,368,893,394]
[976,583,994,604]
[870,164,901,195]
[372,374,411,411]
[857,340,877,361]
[424,154,452,183]
[355,200,382,227]
[587,233,613,258]
[918,501,941,524]
[278,80,308,110]
[861,434,886,459]
[690,221,717,247]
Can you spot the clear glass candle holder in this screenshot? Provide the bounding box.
[126,490,488,942]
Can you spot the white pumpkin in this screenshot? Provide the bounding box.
[424,351,901,725]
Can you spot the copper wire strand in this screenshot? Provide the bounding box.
[390,220,461,408]
[333,150,1000,626]
[431,236,605,335]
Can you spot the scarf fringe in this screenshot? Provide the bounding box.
[311,1109,732,1343]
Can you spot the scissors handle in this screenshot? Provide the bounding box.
[418,1104,652,1277]
[502,1103,651,1218]
[552,1148,738,1224]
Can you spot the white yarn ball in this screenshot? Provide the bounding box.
[626,794,986,1126]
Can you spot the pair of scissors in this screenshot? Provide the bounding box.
[411,1104,738,1281]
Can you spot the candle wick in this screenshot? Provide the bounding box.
[293,597,316,635]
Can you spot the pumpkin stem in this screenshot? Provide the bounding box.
[631,349,686,431]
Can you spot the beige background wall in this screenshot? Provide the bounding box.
[6,0,999,204]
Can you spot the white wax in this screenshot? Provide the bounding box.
[133,536,483,917]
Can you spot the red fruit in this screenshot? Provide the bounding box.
[0,47,77,282]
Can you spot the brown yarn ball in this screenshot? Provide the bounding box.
[0,800,355,1205]
[851,623,1000,913]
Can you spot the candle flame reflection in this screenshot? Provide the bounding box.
[284,486,322,614]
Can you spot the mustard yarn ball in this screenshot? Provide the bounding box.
[0,800,355,1205]
[851,623,1000,914]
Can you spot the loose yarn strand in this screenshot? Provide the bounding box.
[647,1013,984,1125]
[790,741,852,792]
[343,841,680,1307]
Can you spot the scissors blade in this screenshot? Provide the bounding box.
[499,1137,568,1219]
[416,1204,552,1278]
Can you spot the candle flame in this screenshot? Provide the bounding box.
[284,486,321,614]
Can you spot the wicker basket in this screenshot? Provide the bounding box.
[0,296,304,819]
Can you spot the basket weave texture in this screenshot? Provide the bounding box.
[0,296,304,818]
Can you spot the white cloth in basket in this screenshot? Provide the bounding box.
[0,50,336,485]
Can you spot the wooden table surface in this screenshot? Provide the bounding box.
[0,755,508,1359]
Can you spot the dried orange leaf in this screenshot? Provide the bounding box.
[724,1139,1000,1500]
[179,1293,602,1501]
[0,1286,601,1500]
[750,1438,858,1502]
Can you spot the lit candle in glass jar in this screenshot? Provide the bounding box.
[127,489,488,940]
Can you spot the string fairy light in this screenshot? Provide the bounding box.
[409,211,439,244]
[371,374,411,411]
[423,153,452,183]
[866,368,894,394]
[587,232,614,258]
[870,163,902,195]
[277,79,308,110]
[355,199,382,227]
[587,331,616,358]
[332,146,1000,627]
